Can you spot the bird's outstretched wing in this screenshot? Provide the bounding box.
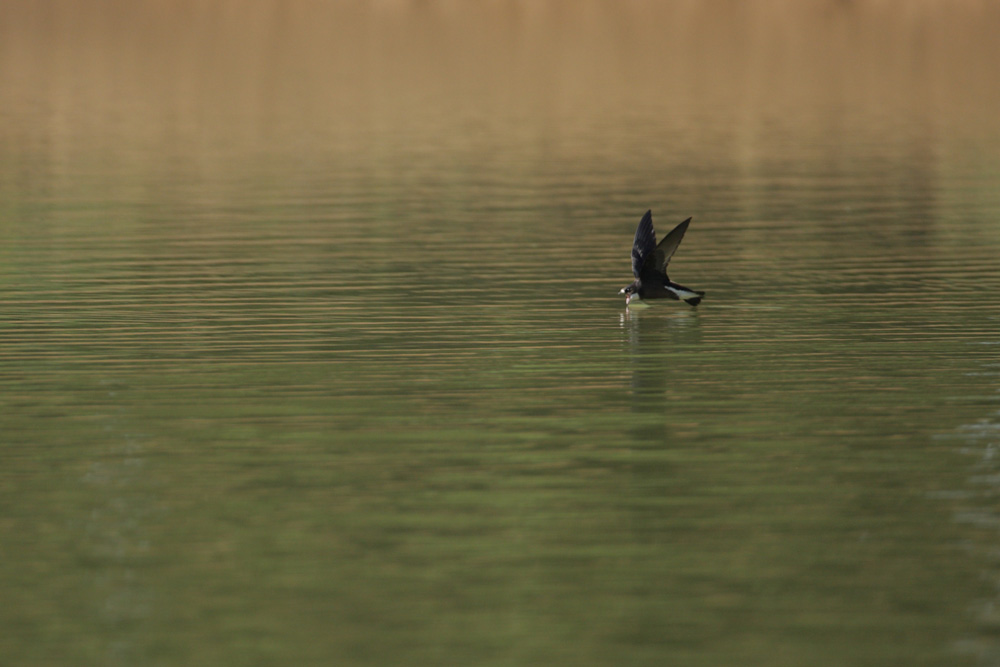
[649,217,692,276]
[631,210,657,279]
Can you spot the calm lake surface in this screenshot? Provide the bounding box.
[3,2,1000,665]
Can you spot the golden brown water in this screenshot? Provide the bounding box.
[3,2,1000,665]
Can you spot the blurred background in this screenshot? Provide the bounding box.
[3,1,1000,665]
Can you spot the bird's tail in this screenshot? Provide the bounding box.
[666,280,705,307]
[683,290,706,307]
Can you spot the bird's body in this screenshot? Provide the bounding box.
[620,210,704,307]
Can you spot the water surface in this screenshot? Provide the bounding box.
[3,2,1000,665]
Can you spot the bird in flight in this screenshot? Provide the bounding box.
[620,210,704,307]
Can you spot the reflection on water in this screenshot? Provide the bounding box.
[3,1,1000,665]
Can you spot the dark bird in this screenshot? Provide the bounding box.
[620,210,704,306]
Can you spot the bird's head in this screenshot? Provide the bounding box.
[619,283,639,304]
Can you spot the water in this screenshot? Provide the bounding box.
[3,2,1000,665]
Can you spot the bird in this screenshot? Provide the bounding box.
[620,210,704,307]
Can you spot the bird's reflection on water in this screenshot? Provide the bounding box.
[619,307,702,445]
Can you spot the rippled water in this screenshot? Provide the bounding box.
[3,2,1000,665]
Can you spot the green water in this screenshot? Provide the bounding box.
[3,2,1000,665]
